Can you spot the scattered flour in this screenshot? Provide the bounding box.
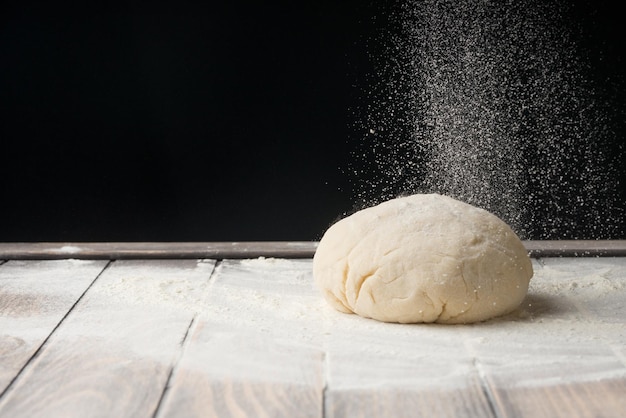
[93,259,217,314]
[348,0,625,239]
[11,257,621,390]
[56,245,82,254]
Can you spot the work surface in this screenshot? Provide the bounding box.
[1,256,625,417]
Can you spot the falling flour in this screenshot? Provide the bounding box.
[348,0,625,239]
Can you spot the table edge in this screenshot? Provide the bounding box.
[0,241,625,259]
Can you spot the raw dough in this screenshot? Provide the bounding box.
[313,194,533,324]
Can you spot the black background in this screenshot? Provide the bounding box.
[1,1,624,241]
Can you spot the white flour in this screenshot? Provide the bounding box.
[17,257,623,390]
[349,0,625,239]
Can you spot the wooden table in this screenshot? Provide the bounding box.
[1,242,625,417]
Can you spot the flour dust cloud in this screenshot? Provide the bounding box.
[349,0,625,239]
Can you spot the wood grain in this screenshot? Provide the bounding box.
[156,259,325,418]
[158,322,325,418]
[0,259,216,418]
[466,257,626,418]
[472,341,626,418]
[490,377,626,418]
[0,260,108,395]
[326,386,495,418]
[323,317,495,418]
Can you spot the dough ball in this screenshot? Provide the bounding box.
[313,194,533,324]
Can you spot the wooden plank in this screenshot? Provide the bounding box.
[1,254,625,417]
[326,387,494,418]
[524,240,626,257]
[156,258,325,418]
[466,258,626,418]
[0,242,318,260]
[490,377,626,418]
[1,240,626,260]
[470,339,626,418]
[0,260,108,395]
[537,257,626,324]
[323,316,495,418]
[0,259,216,418]
[474,343,626,418]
